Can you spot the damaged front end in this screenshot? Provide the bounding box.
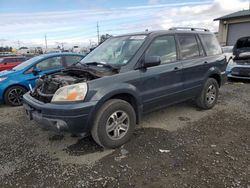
[31,64,119,103]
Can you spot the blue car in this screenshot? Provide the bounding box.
[0,53,85,106]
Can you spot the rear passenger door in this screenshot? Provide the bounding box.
[140,35,183,113]
[177,34,208,97]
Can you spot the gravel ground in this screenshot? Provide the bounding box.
[0,81,249,188]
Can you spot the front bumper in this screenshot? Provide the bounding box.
[226,65,250,80]
[23,93,97,133]
[227,73,250,80]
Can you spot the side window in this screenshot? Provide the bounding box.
[146,35,177,64]
[178,34,200,60]
[197,37,205,56]
[36,56,62,71]
[2,59,9,64]
[200,34,222,56]
[64,56,83,66]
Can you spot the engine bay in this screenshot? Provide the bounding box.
[31,65,119,103]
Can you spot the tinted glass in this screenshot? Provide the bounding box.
[200,34,222,56]
[146,35,177,64]
[197,37,205,56]
[16,58,25,62]
[178,34,199,60]
[64,56,83,66]
[36,56,62,71]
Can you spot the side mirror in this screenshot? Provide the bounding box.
[144,56,161,68]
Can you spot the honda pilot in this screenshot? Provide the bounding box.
[23,28,227,148]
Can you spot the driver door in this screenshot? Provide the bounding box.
[139,35,184,113]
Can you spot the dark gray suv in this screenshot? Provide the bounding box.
[23,27,227,148]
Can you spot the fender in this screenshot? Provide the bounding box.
[86,83,143,128]
[205,66,223,82]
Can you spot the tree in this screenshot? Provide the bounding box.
[100,34,112,44]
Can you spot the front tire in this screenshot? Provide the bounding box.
[91,99,136,148]
[4,86,28,106]
[196,78,219,109]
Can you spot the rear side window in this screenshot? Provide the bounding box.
[178,34,200,60]
[200,34,222,56]
[146,35,177,64]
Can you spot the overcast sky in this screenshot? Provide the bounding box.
[0,0,249,48]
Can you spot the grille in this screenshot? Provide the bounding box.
[231,67,250,77]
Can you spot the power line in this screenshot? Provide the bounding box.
[44,34,48,49]
[97,22,100,44]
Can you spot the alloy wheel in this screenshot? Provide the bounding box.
[105,110,130,140]
[8,88,26,106]
[206,84,217,105]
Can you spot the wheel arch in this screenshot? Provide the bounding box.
[209,73,221,87]
[108,93,141,124]
[89,90,142,128]
[206,67,223,87]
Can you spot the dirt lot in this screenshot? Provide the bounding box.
[0,81,249,188]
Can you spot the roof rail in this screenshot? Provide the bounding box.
[169,27,210,32]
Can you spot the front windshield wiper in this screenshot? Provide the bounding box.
[85,61,120,70]
[71,61,88,67]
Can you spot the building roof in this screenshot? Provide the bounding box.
[214,9,250,21]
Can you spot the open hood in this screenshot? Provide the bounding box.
[31,64,119,103]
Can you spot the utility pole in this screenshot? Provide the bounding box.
[97,22,100,44]
[44,34,48,50]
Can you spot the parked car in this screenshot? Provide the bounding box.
[0,53,85,106]
[222,46,233,62]
[226,36,250,80]
[23,28,227,148]
[0,56,27,71]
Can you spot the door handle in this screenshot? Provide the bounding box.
[204,61,208,64]
[174,67,179,71]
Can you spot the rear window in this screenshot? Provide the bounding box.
[64,56,83,66]
[178,34,200,60]
[200,34,222,56]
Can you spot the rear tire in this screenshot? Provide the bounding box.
[91,99,136,148]
[4,86,28,106]
[196,78,219,109]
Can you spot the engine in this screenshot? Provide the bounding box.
[31,65,118,103]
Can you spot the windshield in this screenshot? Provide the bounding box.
[81,35,147,65]
[13,56,43,71]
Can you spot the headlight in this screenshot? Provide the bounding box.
[0,77,7,82]
[51,83,88,102]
